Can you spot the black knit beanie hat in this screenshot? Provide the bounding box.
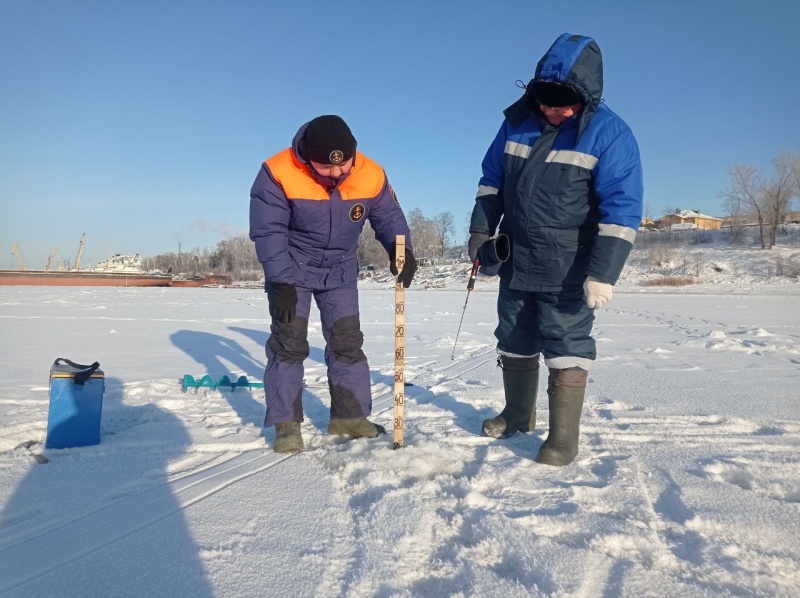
[303,115,357,164]
[529,80,580,107]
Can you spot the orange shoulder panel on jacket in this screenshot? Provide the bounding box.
[339,153,386,201]
[264,149,329,201]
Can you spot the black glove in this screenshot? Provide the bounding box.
[389,246,417,288]
[268,282,297,324]
[468,232,490,262]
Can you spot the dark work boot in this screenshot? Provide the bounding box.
[274,421,304,453]
[482,355,539,438]
[535,368,587,466]
[328,417,386,438]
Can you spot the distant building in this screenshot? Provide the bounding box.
[656,209,722,231]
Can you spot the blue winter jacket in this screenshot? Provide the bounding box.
[470,33,644,291]
[250,123,412,285]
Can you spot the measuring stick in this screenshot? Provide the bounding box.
[393,234,406,449]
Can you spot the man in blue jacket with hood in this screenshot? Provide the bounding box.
[469,34,644,466]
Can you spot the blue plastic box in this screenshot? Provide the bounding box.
[46,360,105,449]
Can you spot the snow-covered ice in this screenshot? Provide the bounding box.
[1,268,799,596]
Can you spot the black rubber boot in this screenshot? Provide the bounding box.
[482,355,539,438]
[535,368,587,466]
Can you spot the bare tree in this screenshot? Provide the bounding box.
[224,235,261,274]
[357,221,389,268]
[659,204,678,237]
[408,208,437,259]
[764,151,800,248]
[723,164,767,248]
[793,152,800,192]
[722,152,800,250]
[720,184,748,245]
[432,211,455,258]
[642,202,653,225]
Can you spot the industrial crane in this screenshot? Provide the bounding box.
[74,233,86,270]
[45,245,66,271]
[11,243,26,271]
[45,246,56,271]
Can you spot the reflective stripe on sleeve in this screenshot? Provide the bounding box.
[476,185,499,198]
[504,140,533,159]
[598,223,637,243]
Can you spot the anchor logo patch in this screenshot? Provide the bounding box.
[349,203,365,222]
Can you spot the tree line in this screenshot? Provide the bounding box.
[144,208,464,281]
[143,150,799,280]
[142,234,262,280]
[357,208,460,267]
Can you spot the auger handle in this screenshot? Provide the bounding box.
[467,259,480,291]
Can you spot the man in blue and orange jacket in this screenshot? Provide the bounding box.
[250,115,416,453]
[469,34,644,466]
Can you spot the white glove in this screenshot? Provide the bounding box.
[583,276,613,309]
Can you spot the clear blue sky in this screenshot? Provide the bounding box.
[2,0,798,268]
